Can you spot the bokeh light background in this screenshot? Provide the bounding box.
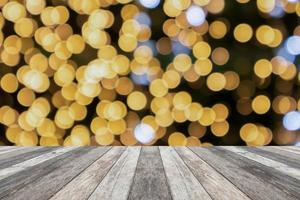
[0,0,300,146]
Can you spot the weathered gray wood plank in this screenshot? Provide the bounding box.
[0,147,15,151]
[128,147,172,200]
[175,147,250,200]
[244,147,300,169]
[88,147,141,200]
[0,147,76,181]
[0,149,83,199]
[222,146,300,180]
[50,147,126,200]
[285,146,300,151]
[0,147,57,170]
[190,147,299,200]
[0,148,29,156]
[0,147,43,161]
[0,146,299,200]
[0,147,108,199]
[271,146,300,155]
[3,147,110,200]
[159,147,212,200]
[218,147,300,198]
[0,147,20,154]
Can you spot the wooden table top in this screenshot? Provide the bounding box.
[0,146,299,200]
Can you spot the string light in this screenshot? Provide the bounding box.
[283,111,300,131]
[186,5,206,26]
[134,123,155,144]
[139,0,160,9]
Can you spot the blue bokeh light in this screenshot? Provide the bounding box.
[131,73,149,85]
[139,0,160,9]
[276,45,296,63]
[134,12,151,26]
[285,36,300,55]
[283,111,300,131]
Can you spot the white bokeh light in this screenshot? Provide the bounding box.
[186,5,206,26]
[84,60,110,83]
[285,36,300,55]
[283,111,300,131]
[139,0,160,9]
[134,123,155,144]
[287,0,298,3]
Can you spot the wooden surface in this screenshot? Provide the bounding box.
[0,146,299,200]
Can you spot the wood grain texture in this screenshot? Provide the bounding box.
[246,147,300,169]
[0,147,25,154]
[218,147,300,198]
[0,147,91,199]
[0,147,76,181]
[4,147,110,200]
[0,147,15,151]
[128,147,172,200]
[175,147,250,200]
[0,147,57,170]
[190,147,299,200]
[50,147,125,200]
[88,146,141,200]
[271,146,300,155]
[222,146,300,180]
[286,146,300,151]
[0,147,43,161]
[160,147,212,200]
[0,146,299,200]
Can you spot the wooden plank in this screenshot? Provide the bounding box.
[3,147,110,200]
[175,147,250,200]
[0,146,299,199]
[50,147,126,200]
[0,148,25,155]
[263,146,300,157]
[222,146,300,180]
[285,146,300,151]
[128,147,172,200]
[0,147,43,161]
[159,147,212,200]
[0,147,57,170]
[0,147,76,181]
[190,147,298,200]
[88,147,141,200]
[0,147,19,153]
[271,146,300,155]
[0,147,89,199]
[219,147,300,198]
[0,147,15,151]
[245,147,300,169]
